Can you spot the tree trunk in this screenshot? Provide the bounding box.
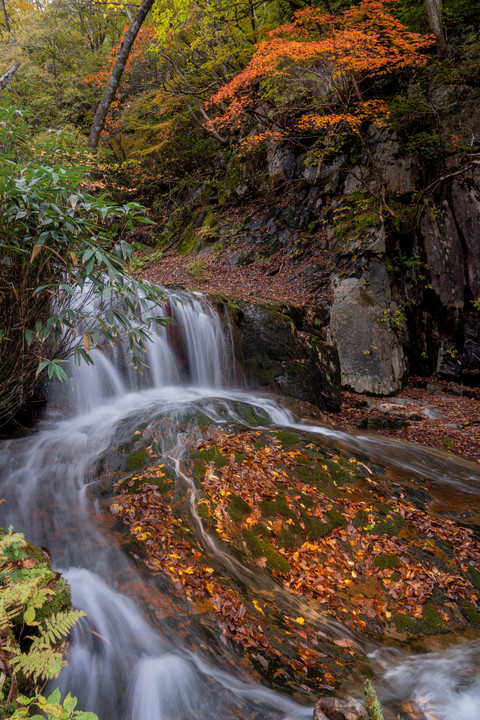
[87,0,155,150]
[0,62,19,92]
[0,0,10,33]
[425,0,446,58]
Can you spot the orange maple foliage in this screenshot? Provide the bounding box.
[83,24,156,134]
[208,0,434,146]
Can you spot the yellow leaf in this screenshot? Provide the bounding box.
[295,616,305,625]
[252,600,265,615]
[83,332,91,353]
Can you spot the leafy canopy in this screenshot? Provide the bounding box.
[208,0,435,150]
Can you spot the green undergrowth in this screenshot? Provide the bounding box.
[0,528,96,720]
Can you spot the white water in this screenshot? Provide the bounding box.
[1,287,480,719]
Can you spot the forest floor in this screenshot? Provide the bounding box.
[138,245,480,463]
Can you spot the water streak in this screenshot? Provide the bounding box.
[1,286,480,719]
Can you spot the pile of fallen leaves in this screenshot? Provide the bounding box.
[108,419,480,698]
[186,429,480,637]
[109,461,357,693]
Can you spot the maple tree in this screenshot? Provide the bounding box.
[208,0,435,154]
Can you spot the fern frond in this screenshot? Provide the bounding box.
[41,610,86,646]
[10,643,65,682]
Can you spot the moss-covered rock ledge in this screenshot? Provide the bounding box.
[106,413,480,696]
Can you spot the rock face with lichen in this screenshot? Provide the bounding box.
[329,277,405,395]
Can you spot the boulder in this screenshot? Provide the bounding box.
[314,696,368,720]
[329,277,406,395]
[237,302,341,411]
[436,341,462,380]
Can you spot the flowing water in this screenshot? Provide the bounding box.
[1,288,480,720]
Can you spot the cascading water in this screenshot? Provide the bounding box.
[1,286,480,720]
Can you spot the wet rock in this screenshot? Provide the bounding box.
[329,277,406,395]
[237,302,341,411]
[267,147,299,181]
[436,342,462,380]
[375,403,423,420]
[314,696,367,720]
[357,414,409,430]
[420,200,465,310]
[402,695,441,720]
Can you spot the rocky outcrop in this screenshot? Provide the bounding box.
[330,277,405,395]
[420,200,465,311]
[236,301,341,411]
[314,697,368,720]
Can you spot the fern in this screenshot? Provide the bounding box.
[0,526,89,719]
[10,610,86,683]
[10,644,65,684]
[40,611,86,646]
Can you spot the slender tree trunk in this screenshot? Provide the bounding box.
[0,62,19,92]
[87,0,155,150]
[0,0,10,33]
[425,0,446,58]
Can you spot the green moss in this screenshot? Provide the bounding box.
[259,494,295,521]
[459,601,480,626]
[227,494,253,523]
[251,522,269,538]
[234,404,268,427]
[234,451,246,464]
[323,459,355,486]
[467,565,480,591]
[393,613,417,632]
[197,501,211,519]
[374,554,400,571]
[294,463,331,490]
[277,525,305,550]
[195,411,211,427]
[327,509,347,527]
[273,431,301,446]
[213,293,244,324]
[368,503,405,537]
[125,447,149,472]
[192,445,230,468]
[242,530,291,573]
[353,510,369,530]
[192,461,205,487]
[304,515,329,539]
[421,604,446,632]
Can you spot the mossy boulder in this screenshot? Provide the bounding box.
[227,494,252,523]
[125,447,150,472]
[236,301,341,411]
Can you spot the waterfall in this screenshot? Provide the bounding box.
[1,286,480,720]
[64,287,237,414]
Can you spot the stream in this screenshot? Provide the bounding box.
[1,288,480,720]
